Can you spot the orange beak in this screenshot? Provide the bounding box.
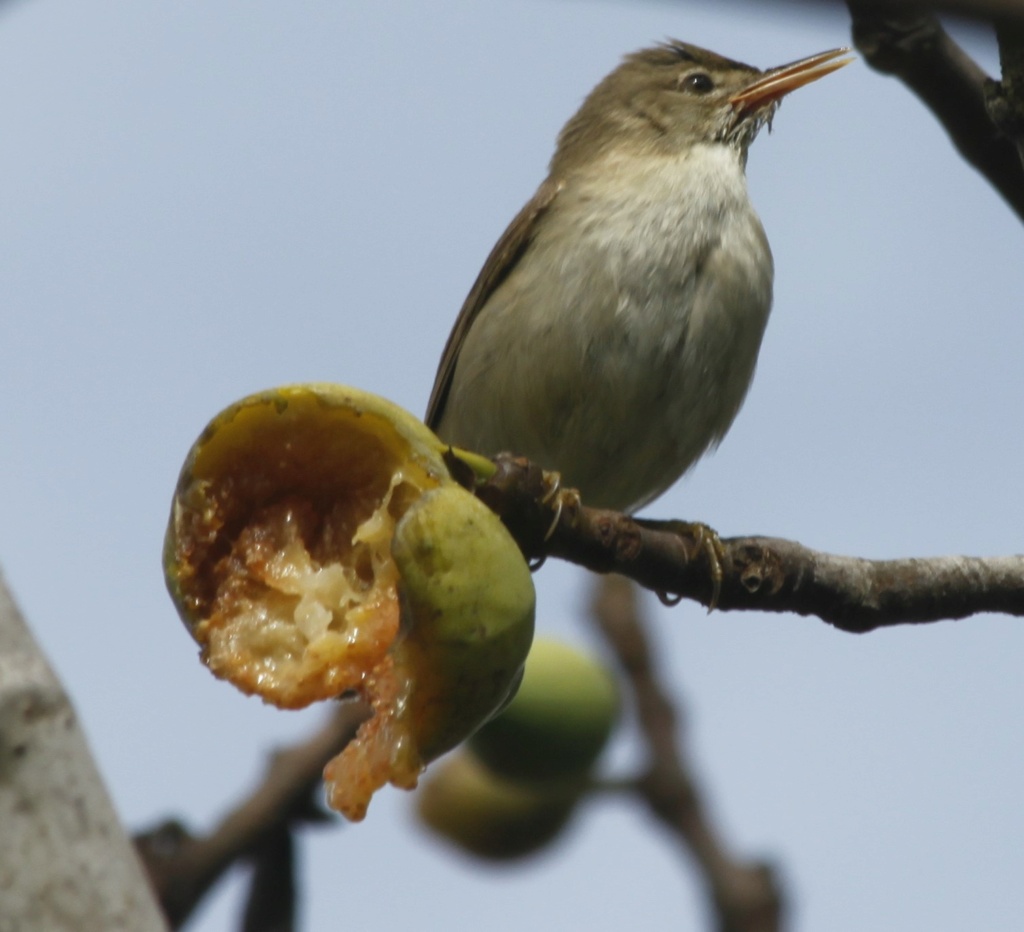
[730,47,853,113]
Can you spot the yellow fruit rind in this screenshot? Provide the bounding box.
[163,384,449,708]
[164,384,536,823]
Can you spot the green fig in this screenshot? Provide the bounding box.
[416,752,577,861]
[469,638,619,785]
[324,483,535,820]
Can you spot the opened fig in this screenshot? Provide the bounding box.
[164,384,535,820]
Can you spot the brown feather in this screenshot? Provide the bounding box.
[424,177,563,430]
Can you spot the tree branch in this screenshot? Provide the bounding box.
[590,576,783,932]
[135,702,368,929]
[990,17,1024,164]
[838,0,1024,19]
[0,572,169,932]
[847,4,1024,220]
[475,455,1024,633]
[240,823,297,932]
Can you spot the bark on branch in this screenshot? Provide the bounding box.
[840,0,1024,18]
[847,4,1024,220]
[0,573,168,932]
[474,455,1024,633]
[135,703,367,929]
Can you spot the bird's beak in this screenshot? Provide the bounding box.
[730,48,853,113]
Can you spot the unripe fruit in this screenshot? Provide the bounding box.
[324,482,535,819]
[416,752,577,861]
[469,638,619,785]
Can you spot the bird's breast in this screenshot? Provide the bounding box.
[439,144,775,512]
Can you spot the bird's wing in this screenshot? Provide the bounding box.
[424,176,563,430]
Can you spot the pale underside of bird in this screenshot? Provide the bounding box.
[426,41,850,513]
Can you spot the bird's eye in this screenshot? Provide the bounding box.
[682,72,714,94]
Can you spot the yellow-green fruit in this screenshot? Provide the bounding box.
[162,383,452,709]
[323,480,536,821]
[416,752,577,861]
[162,382,535,822]
[468,638,619,785]
[390,485,536,764]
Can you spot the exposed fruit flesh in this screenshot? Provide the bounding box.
[165,386,534,822]
[167,390,441,712]
[195,474,412,709]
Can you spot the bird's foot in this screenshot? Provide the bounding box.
[635,518,725,611]
[538,469,580,542]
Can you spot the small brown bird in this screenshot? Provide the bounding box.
[426,41,850,513]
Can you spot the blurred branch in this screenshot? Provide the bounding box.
[590,576,783,932]
[135,702,367,929]
[475,454,1024,633]
[991,17,1024,162]
[0,572,169,932]
[240,824,297,932]
[837,0,1024,18]
[847,4,1024,220]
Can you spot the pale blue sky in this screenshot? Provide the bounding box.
[1,2,1022,930]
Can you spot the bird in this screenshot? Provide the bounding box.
[426,41,850,514]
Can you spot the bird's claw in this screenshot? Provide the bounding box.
[539,470,580,542]
[524,470,575,571]
[641,518,725,611]
[688,521,725,611]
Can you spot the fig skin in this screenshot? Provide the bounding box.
[390,485,537,764]
[468,638,619,785]
[323,481,537,820]
[416,752,577,861]
[417,640,618,860]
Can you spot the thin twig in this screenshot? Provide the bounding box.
[841,0,1024,19]
[240,824,297,932]
[475,454,1024,632]
[991,17,1024,164]
[847,5,1024,220]
[590,576,783,932]
[135,702,367,929]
